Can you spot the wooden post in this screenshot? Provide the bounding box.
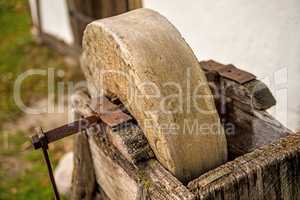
[66,0,139,49]
[71,129,97,200]
[128,0,143,10]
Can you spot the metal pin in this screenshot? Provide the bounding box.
[38,128,60,200]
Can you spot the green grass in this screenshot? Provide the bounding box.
[0,0,31,124]
[0,133,54,200]
[0,131,71,199]
[0,0,81,199]
[0,0,82,126]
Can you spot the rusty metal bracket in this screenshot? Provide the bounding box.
[90,96,133,128]
[30,97,133,199]
[37,128,61,200]
[201,60,256,84]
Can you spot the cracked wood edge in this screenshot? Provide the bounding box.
[71,89,154,165]
[188,133,300,200]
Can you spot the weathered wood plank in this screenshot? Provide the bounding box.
[71,128,97,200]
[71,96,107,200]
[200,60,287,158]
[128,0,143,10]
[71,90,154,165]
[188,133,300,200]
[71,80,293,199]
[72,89,194,200]
[88,125,195,200]
[66,0,133,50]
[200,60,276,111]
[113,0,128,15]
[89,134,140,200]
[226,102,291,158]
[67,0,94,48]
[142,160,195,200]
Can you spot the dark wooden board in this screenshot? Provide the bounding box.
[188,133,300,200]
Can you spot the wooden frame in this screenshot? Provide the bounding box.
[70,61,298,200]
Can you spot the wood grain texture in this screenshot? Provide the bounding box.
[67,0,94,47]
[71,128,97,200]
[89,135,140,200]
[82,8,227,183]
[128,0,143,10]
[199,60,287,159]
[200,60,276,111]
[71,60,295,199]
[66,0,132,49]
[71,89,194,200]
[71,90,154,165]
[71,96,107,200]
[88,124,195,200]
[188,133,300,200]
[226,102,291,158]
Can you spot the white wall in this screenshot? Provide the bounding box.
[39,0,74,45]
[143,0,300,131]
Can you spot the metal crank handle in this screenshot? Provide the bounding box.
[31,115,98,150]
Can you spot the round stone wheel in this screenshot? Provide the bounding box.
[81,8,227,182]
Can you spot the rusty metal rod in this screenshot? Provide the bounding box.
[42,146,60,200]
[31,116,99,200]
[30,99,133,199]
[31,115,99,149]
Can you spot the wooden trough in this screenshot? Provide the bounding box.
[70,60,299,200]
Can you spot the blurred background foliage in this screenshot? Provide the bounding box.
[0,0,81,199]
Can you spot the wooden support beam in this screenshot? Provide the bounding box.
[71,118,97,200]
[226,103,290,158]
[200,60,276,111]
[200,60,289,158]
[88,127,195,200]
